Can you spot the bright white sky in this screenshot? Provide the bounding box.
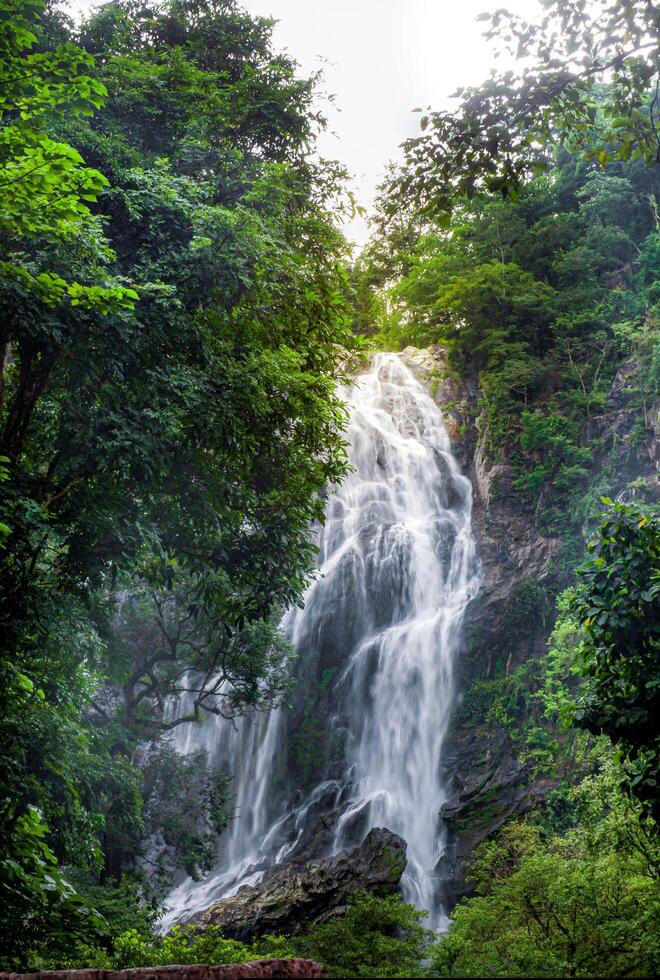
[241,0,543,246]
[69,0,543,247]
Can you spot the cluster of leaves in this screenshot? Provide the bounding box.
[0,805,105,968]
[0,0,137,309]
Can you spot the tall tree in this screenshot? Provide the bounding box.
[0,0,356,965]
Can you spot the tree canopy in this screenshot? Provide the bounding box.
[0,0,356,965]
[389,0,660,220]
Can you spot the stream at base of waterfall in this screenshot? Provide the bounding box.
[160,352,480,933]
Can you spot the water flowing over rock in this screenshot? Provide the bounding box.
[161,352,479,931]
[191,827,406,940]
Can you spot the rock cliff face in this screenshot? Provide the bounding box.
[400,343,561,669]
[398,346,561,899]
[398,343,657,903]
[192,828,406,940]
[188,345,656,926]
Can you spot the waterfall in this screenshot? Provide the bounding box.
[160,352,479,931]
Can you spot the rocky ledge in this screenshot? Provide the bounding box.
[0,962,324,980]
[191,827,407,940]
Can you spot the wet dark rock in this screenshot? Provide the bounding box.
[582,357,659,500]
[438,730,558,905]
[431,449,465,511]
[191,828,406,940]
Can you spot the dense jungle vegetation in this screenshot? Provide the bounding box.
[0,0,658,976]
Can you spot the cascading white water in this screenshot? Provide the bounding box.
[161,352,479,931]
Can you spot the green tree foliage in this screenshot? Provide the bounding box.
[0,0,106,237]
[569,499,659,818]
[0,805,105,970]
[0,592,135,967]
[38,892,432,979]
[0,0,357,966]
[0,0,136,308]
[109,925,256,971]
[103,586,294,740]
[365,148,659,530]
[136,743,232,884]
[278,892,431,979]
[431,764,660,979]
[390,0,660,219]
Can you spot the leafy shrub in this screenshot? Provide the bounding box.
[431,779,660,979]
[112,926,255,969]
[276,892,432,979]
[63,872,159,941]
[0,806,104,971]
[569,499,660,818]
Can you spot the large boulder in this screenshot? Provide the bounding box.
[191,827,407,940]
